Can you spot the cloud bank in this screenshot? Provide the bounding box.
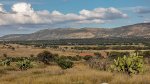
[0,2,127,26]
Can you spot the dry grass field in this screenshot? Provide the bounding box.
[0,63,150,84]
[0,44,147,57]
[0,44,78,57]
[0,44,150,84]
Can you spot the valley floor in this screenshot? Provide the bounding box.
[0,44,150,84]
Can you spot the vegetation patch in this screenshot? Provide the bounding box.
[37,51,56,64]
[111,55,144,75]
[56,58,74,69]
[16,59,33,70]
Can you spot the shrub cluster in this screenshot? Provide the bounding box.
[83,55,93,61]
[108,51,130,59]
[36,51,74,69]
[56,58,73,69]
[72,46,150,50]
[0,58,33,70]
[73,46,109,50]
[7,57,36,62]
[59,56,82,61]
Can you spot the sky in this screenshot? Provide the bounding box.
[0,0,150,36]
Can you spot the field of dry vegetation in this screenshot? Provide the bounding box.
[0,63,150,84]
[0,44,150,84]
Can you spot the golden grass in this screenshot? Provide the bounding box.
[0,44,78,57]
[0,44,150,84]
[1,44,148,57]
[0,63,150,84]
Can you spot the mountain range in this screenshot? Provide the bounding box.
[0,23,150,41]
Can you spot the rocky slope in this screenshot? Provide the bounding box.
[0,23,150,40]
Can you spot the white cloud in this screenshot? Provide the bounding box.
[77,19,105,24]
[12,2,34,15]
[0,2,127,26]
[0,4,5,13]
[80,7,127,20]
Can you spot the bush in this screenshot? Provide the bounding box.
[88,58,110,71]
[59,56,82,61]
[37,51,55,64]
[16,59,33,70]
[94,52,102,58]
[111,56,144,75]
[83,55,93,61]
[56,58,73,69]
[142,51,150,58]
[108,51,130,59]
[3,53,7,58]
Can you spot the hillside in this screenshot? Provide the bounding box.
[0,23,150,40]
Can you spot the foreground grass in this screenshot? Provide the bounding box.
[0,63,150,84]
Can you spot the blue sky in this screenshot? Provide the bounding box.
[0,0,150,36]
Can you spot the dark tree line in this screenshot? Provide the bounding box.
[0,38,150,47]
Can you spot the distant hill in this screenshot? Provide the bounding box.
[0,23,150,41]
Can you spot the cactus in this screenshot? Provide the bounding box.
[0,59,11,66]
[16,59,33,70]
[111,55,144,75]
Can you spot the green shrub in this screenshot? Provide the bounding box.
[56,59,73,69]
[37,51,55,64]
[8,57,37,62]
[59,56,82,61]
[108,51,130,59]
[16,59,33,70]
[83,55,93,61]
[111,55,144,75]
